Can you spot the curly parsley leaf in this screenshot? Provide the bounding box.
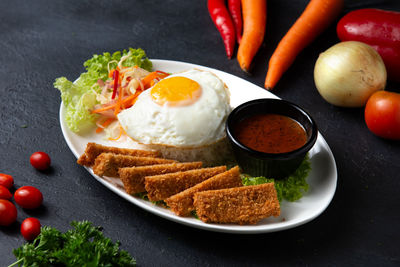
[241,155,311,202]
[10,221,136,267]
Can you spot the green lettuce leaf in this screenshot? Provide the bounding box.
[241,156,311,202]
[54,48,152,133]
[54,77,99,133]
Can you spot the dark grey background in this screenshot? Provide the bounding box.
[1,0,399,266]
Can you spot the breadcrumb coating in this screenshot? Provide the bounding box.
[193,183,280,225]
[165,166,242,216]
[77,142,160,166]
[119,162,203,194]
[92,153,175,177]
[145,166,226,201]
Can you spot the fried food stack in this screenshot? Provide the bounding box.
[78,142,280,225]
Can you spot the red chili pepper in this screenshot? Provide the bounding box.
[155,70,170,77]
[208,0,236,59]
[337,9,400,82]
[111,69,119,99]
[228,0,242,44]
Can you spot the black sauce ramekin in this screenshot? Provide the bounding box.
[226,98,318,179]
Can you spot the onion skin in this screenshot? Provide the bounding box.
[314,41,387,107]
[337,9,400,82]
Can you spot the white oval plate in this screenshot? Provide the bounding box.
[60,59,337,234]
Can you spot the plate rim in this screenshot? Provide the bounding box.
[59,59,337,234]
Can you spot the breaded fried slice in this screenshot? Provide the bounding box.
[92,153,175,177]
[145,166,226,202]
[193,183,280,225]
[119,162,203,195]
[77,142,160,166]
[165,166,243,216]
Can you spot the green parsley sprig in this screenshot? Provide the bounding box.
[10,221,136,267]
[241,155,311,202]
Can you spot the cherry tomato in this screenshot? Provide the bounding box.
[0,199,17,226]
[30,151,51,170]
[21,217,41,241]
[14,186,43,209]
[0,185,12,200]
[365,91,400,140]
[0,173,14,189]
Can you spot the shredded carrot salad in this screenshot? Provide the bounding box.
[91,59,169,140]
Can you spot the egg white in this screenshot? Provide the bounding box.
[117,69,231,147]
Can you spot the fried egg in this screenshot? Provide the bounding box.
[117,69,231,148]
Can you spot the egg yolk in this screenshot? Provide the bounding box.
[150,77,202,106]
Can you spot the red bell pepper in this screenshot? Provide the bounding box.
[337,8,400,82]
[111,69,119,99]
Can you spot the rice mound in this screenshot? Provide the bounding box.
[146,137,235,167]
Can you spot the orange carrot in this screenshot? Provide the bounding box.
[108,125,125,141]
[92,70,168,124]
[91,103,116,114]
[141,71,168,89]
[114,84,124,115]
[127,92,140,107]
[95,118,115,133]
[264,0,343,90]
[91,94,138,114]
[121,90,141,109]
[141,72,158,88]
[108,67,119,78]
[237,0,267,72]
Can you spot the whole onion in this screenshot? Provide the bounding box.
[314,41,387,107]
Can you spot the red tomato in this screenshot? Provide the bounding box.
[0,185,12,200]
[365,91,400,140]
[0,199,17,226]
[21,217,41,241]
[30,152,51,170]
[14,186,43,209]
[0,173,14,189]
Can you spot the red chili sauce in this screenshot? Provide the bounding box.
[234,114,308,154]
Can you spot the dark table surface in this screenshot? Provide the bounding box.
[1,0,399,266]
